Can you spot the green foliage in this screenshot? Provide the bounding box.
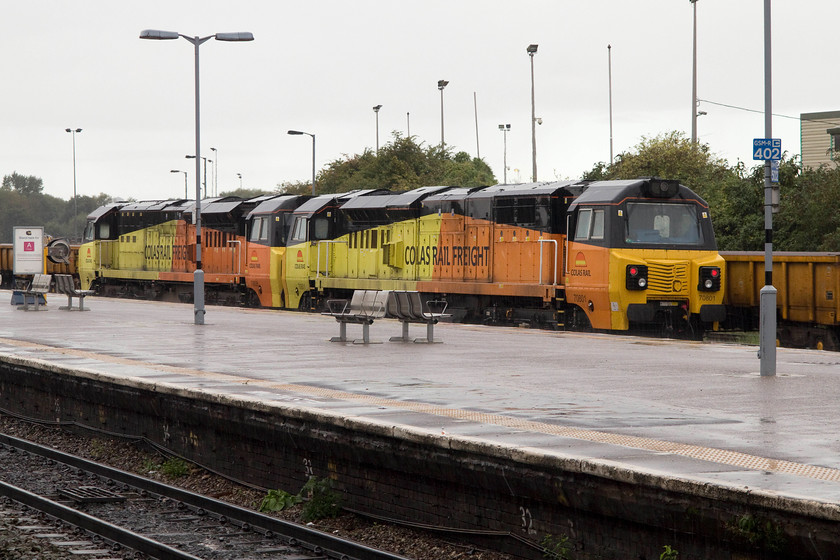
[540,533,571,559]
[258,477,343,521]
[726,514,786,552]
[161,457,191,477]
[0,175,115,243]
[218,187,275,199]
[259,489,302,512]
[660,544,679,560]
[300,476,343,522]
[283,134,495,196]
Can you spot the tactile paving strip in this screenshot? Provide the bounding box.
[2,339,838,484]
[278,384,840,483]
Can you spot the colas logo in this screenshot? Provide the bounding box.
[296,250,304,262]
[570,252,591,277]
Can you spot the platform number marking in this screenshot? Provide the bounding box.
[303,458,314,477]
[520,506,537,535]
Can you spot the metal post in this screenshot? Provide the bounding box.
[608,45,614,163]
[310,133,316,196]
[690,0,698,144]
[528,44,538,182]
[373,105,381,154]
[759,0,776,376]
[191,35,205,325]
[474,91,480,159]
[438,80,448,148]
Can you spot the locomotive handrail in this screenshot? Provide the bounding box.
[538,238,558,285]
[97,239,116,271]
[315,240,347,278]
[226,239,241,276]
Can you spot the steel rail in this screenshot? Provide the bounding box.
[0,433,410,560]
[0,479,203,560]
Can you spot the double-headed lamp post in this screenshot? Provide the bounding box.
[65,127,82,240]
[140,28,254,326]
[287,130,316,195]
[170,169,188,198]
[527,44,539,183]
[185,155,212,198]
[498,124,511,184]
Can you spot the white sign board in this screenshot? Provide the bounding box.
[13,226,45,275]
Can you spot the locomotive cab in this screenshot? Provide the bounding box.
[566,178,725,334]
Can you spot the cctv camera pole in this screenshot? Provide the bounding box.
[759,0,776,376]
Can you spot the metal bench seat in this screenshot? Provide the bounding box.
[322,290,389,344]
[18,274,52,311]
[386,290,449,344]
[54,274,94,311]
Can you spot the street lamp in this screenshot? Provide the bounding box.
[690,0,699,144]
[171,169,188,198]
[498,124,511,184]
[210,147,218,196]
[373,105,382,154]
[437,80,448,149]
[527,43,538,182]
[65,127,82,240]
[185,155,212,197]
[140,28,254,326]
[287,130,316,196]
[237,173,243,189]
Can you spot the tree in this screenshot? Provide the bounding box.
[2,172,44,195]
[281,134,495,195]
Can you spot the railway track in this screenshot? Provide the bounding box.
[0,432,410,560]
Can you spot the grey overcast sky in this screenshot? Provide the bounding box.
[1,1,835,203]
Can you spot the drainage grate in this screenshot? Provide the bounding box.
[58,486,126,504]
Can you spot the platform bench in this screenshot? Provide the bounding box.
[322,290,389,344]
[386,290,450,344]
[54,274,93,311]
[17,274,52,311]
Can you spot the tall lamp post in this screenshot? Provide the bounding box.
[498,124,511,184]
[437,80,448,149]
[527,44,539,182]
[170,169,188,198]
[185,155,212,198]
[372,105,382,155]
[210,147,218,196]
[140,28,254,326]
[690,0,699,144]
[65,127,82,240]
[237,173,243,189]
[287,130,316,195]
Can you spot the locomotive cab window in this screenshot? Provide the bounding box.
[574,208,604,241]
[290,217,308,243]
[625,203,702,245]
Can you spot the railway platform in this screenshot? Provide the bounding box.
[1,291,839,559]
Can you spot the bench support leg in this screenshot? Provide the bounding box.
[330,322,349,343]
[389,321,411,343]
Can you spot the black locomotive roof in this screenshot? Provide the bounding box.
[422,186,487,204]
[294,189,390,214]
[468,181,585,200]
[570,178,704,206]
[246,195,307,218]
[342,185,453,211]
[86,203,125,220]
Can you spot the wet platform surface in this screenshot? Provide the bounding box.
[2,290,840,507]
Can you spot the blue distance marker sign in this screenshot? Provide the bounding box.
[753,138,781,160]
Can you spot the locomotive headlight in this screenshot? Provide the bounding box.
[699,266,721,291]
[626,264,649,291]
